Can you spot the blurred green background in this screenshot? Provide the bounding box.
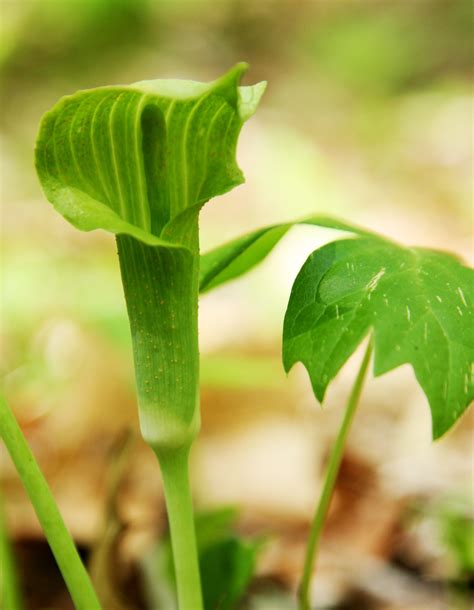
[1,1,473,609]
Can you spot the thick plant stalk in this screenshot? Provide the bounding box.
[117,236,203,608]
[0,396,102,610]
[116,236,200,451]
[298,341,373,610]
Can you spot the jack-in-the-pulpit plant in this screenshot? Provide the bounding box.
[203,224,473,437]
[201,218,473,609]
[1,64,471,610]
[35,63,265,609]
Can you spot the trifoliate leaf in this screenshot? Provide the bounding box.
[283,236,473,439]
[199,215,371,292]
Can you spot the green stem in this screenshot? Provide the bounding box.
[298,341,373,610]
[0,396,102,610]
[117,235,203,606]
[156,446,203,610]
[0,482,24,610]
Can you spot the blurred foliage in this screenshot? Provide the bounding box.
[1,0,473,104]
[437,498,474,579]
[302,0,473,97]
[1,0,151,79]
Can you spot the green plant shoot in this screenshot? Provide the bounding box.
[201,222,473,608]
[35,63,266,609]
[285,235,473,608]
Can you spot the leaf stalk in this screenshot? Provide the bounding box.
[298,340,373,610]
[0,395,102,610]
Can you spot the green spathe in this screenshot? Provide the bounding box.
[36,63,266,449]
[36,62,265,246]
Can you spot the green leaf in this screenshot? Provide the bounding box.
[145,508,261,610]
[194,507,239,549]
[195,508,261,610]
[200,536,259,610]
[199,215,371,293]
[283,236,474,439]
[35,64,265,450]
